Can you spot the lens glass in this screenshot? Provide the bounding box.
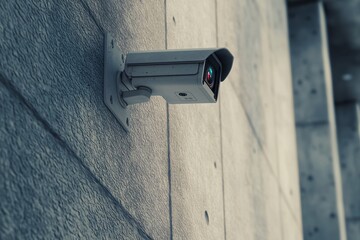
[204,66,215,88]
[203,55,221,100]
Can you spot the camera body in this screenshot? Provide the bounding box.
[103,33,233,131]
[121,49,233,104]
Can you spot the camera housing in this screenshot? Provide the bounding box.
[103,33,234,131]
[122,48,233,104]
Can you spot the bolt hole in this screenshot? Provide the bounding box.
[126,118,129,126]
[179,93,187,97]
[205,211,209,225]
[110,95,113,104]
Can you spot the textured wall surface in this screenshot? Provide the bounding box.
[336,102,360,240]
[0,0,302,239]
[288,2,346,240]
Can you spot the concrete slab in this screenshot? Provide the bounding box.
[217,0,302,225]
[166,0,224,239]
[220,83,258,240]
[346,220,360,240]
[296,124,341,240]
[216,0,297,180]
[289,3,330,123]
[330,48,360,103]
[289,3,347,239]
[281,196,303,240]
[336,102,360,240]
[267,0,303,222]
[336,102,360,218]
[0,81,144,239]
[220,65,283,240]
[0,1,169,238]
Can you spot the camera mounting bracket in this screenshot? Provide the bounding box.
[104,33,153,132]
[103,33,130,132]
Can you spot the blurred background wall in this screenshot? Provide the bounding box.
[0,0,358,239]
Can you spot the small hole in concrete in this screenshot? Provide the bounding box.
[311,89,317,95]
[126,118,129,126]
[329,212,336,219]
[214,162,217,168]
[173,16,176,24]
[307,175,313,181]
[179,93,187,97]
[110,96,113,104]
[205,211,209,225]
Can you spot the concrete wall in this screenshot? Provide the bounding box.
[0,0,302,239]
[336,102,360,239]
[288,2,347,240]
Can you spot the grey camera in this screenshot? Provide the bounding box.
[103,33,234,131]
[121,49,234,104]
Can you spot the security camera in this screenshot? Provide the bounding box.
[104,33,234,131]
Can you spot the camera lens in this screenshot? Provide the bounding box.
[204,66,215,88]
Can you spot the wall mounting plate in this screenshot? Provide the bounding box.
[104,33,130,132]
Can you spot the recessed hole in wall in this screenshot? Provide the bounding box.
[205,211,209,225]
[307,175,313,182]
[173,16,176,24]
[179,93,187,97]
[329,212,336,219]
[126,118,129,126]
[310,89,317,95]
[342,73,353,81]
[214,162,217,168]
[297,79,302,85]
[110,95,113,104]
[314,227,319,233]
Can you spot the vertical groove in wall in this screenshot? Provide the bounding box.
[164,0,173,239]
[215,0,227,239]
[270,3,285,240]
[167,104,173,240]
[219,98,227,240]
